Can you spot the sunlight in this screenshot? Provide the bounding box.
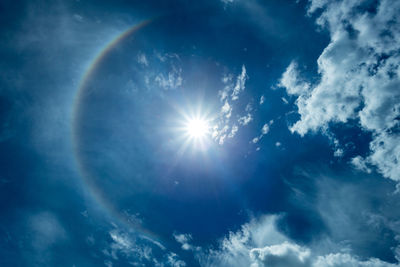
[185,118,210,139]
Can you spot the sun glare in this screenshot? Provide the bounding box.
[185,118,210,139]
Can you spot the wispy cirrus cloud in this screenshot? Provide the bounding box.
[212,65,252,144]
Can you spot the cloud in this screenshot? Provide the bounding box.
[137,52,149,66]
[231,65,248,101]
[144,52,184,91]
[221,101,232,118]
[198,215,289,267]
[351,155,372,174]
[251,120,273,144]
[167,253,186,267]
[279,61,310,96]
[101,227,184,266]
[29,212,67,251]
[155,65,183,90]
[259,95,265,105]
[238,113,253,126]
[221,0,235,5]
[220,74,234,101]
[213,65,252,144]
[189,166,400,266]
[250,242,311,267]
[196,214,396,267]
[261,123,270,135]
[314,253,397,267]
[22,212,68,265]
[174,233,193,251]
[229,124,239,138]
[279,0,400,181]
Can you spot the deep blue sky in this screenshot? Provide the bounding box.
[1,0,400,266]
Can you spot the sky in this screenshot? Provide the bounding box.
[1,0,400,266]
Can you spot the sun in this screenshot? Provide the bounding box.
[185,118,210,139]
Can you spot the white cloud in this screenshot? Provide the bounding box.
[250,242,311,267]
[167,253,186,267]
[220,74,234,101]
[259,95,265,105]
[137,52,149,66]
[251,120,273,144]
[155,65,183,90]
[221,101,232,118]
[314,253,397,267]
[351,155,372,174]
[245,103,253,112]
[279,0,400,181]
[333,148,344,157]
[221,0,234,5]
[109,230,132,253]
[102,228,184,266]
[238,113,253,126]
[196,214,396,267]
[174,233,193,251]
[261,123,269,135]
[213,65,252,144]
[199,215,289,267]
[279,61,310,96]
[368,132,400,181]
[231,65,248,101]
[229,124,239,138]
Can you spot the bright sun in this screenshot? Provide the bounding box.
[185,118,210,139]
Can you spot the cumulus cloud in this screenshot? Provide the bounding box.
[196,214,396,267]
[279,61,310,96]
[250,242,311,267]
[314,253,397,267]
[279,0,400,181]
[199,215,289,267]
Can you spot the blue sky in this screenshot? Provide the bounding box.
[1,0,400,266]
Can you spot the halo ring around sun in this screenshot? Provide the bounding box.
[71,19,158,239]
